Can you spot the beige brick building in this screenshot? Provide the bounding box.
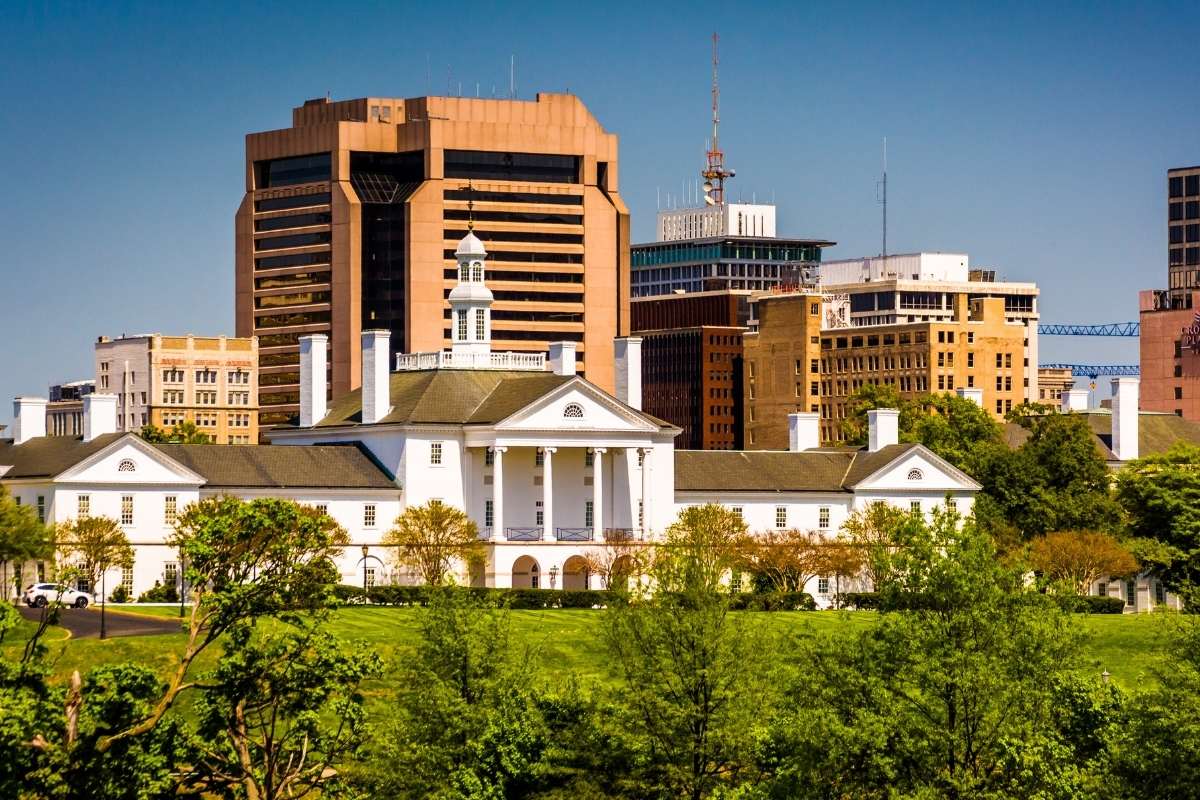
[744,293,1029,448]
[94,335,258,444]
[236,93,630,426]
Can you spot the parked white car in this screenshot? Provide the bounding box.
[23,583,92,608]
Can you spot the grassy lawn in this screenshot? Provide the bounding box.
[5,607,1174,697]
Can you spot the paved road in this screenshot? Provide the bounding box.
[17,604,185,639]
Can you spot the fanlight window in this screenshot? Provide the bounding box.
[906,468,923,481]
[563,403,585,419]
[117,459,137,473]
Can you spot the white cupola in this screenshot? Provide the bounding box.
[448,226,493,357]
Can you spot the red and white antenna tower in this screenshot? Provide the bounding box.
[702,32,734,206]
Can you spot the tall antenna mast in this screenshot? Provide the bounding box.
[701,32,734,206]
[881,137,888,258]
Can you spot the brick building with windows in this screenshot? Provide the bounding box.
[93,334,259,444]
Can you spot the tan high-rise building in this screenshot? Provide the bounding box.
[94,335,259,444]
[743,293,1028,448]
[236,93,629,426]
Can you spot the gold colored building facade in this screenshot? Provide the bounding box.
[236,93,630,426]
[94,335,258,444]
[1037,367,1076,403]
[744,294,1027,449]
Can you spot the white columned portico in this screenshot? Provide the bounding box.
[542,447,556,542]
[639,447,651,536]
[592,448,606,541]
[491,446,506,542]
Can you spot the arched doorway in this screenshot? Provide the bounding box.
[562,556,590,590]
[512,555,540,589]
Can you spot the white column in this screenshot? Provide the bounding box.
[592,448,606,541]
[639,447,651,537]
[491,447,506,542]
[542,447,556,542]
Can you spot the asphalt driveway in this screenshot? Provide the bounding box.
[17,604,184,639]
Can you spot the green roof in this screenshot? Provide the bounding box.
[1002,411,1200,461]
[154,443,396,489]
[674,443,921,493]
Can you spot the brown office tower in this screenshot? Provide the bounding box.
[1140,167,1200,421]
[236,94,629,426]
[742,293,824,448]
[632,289,754,450]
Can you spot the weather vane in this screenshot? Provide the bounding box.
[466,179,475,231]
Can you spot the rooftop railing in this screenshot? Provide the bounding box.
[394,350,546,372]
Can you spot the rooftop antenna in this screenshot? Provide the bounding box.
[880,137,888,258]
[510,54,516,98]
[701,32,735,206]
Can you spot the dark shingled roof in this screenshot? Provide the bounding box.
[0,433,125,478]
[1002,411,1200,462]
[153,443,396,489]
[674,443,923,493]
[312,369,675,429]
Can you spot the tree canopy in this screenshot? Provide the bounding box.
[383,499,484,586]
[1116,443,1200,595]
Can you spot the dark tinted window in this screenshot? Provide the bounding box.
[255,271,331,290]
[1188,248,1200,266]
[444,209,582,225]
[1004,295,1034,312]
[444,150,580,183]
[1188,201,1200,219]
[258,332,303,348]
[444,228,583,245]
[260,352,300,367]
[255,310,332,329]
[255,192,331,212]
[850,293,876,312]
[1188,175,1200,195]
[1188,225,1200,243]
[1171,203,1185,221]
[255,291,331,309]
[444,188,583,204]
[254,212,331,232]
[255,251,331,270]
[442,249,582,264]
[254,232,331,251]
[256,153,330,188]
[1171,176,1185,197]
[1171,225,1185,244]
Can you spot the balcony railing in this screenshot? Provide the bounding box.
[395,350,546,372]
[505,527,543,542]
[556,527,594,542]
[604,527,647,542]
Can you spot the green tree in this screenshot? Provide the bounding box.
[1115,442,1200,593]
[839,383,922,447]
[910,392,1004,471]
[187,619,381,800]
[383,500,484,586]
[1029,530,1139,595]
[603,504,774,799]
[365,588,552,798]
[0,485,52,599]
[97,496,349,753]
[754,511,1098,799]
[139,421,210,444]
[55,516,134,598]
[838,500,924,591]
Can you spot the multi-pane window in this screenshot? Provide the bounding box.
[731,506,743,520]
[910,500,921,515]
[535,449,545,467]
[456,310,467,340]
[77,494,90,518]
[474,308,486,340]
[197,391,218,405]
[485,449,495,467]
[818,506,830,530]
[1125,579,1136,607]
[365,567,377,589]
[162,368,184,383]
[363,504,376,528]
[535,500,544,526]
[121,495,134,526]
[485,500,494,528]
[228,370,250,385]
[36,496,45,523]
[585,500,594,528]
[638,500,644,528]
[946,497,957,513]
[195,369,218,384]
[164,495,177,525]
[229,391,250,405]
[818,577,830,595]
[584,450,594,468]
[163,562,178,587]
[315,503,328,515]
[164,390,185,404]
[430,442,443,465]
[1155,581,1166,605]
[121,565,134,593]
[775,506,787,529]
[1097,581,1107,598]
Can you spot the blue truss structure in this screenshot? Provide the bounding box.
[1038,322,1140,336]
[1040,363,1140,379]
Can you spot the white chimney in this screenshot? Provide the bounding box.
[614,337,643,411]
[298,333,328,428]
[1111,377,1139,462]
[788,412,820,451]
[1061,389,1089,413]
[361,330,392,425]
[955,387,984,407]
[83,393,117,442]
[548,342,577,376]
[12,397,47,445]
[867,408,899,452]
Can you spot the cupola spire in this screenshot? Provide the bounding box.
[448,214,492,357]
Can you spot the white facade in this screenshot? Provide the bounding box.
[657,202,776,241]
[819,252,970,285]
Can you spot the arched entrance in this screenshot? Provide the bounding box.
[562,556,590,590]
[512,555,540,589]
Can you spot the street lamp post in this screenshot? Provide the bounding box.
[361,544,370,600]
[100,568,106,640]
[549,564,559,590]
[178,551,186,619]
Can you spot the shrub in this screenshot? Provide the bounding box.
[728,591,816,611]
[1053,594,1126,614]
[108,585,129,603]
[137,581,179,603]
[841,591,881,610]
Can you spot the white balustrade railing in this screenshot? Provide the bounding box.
[394,350,547,372]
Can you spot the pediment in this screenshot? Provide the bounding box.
[56,436,205,486]
[852,446,981,492]
[492,379,660,433]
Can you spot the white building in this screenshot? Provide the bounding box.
[3,231,983,604]
[657,202,776,242]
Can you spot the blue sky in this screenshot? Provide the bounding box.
[2,0,1197,425]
